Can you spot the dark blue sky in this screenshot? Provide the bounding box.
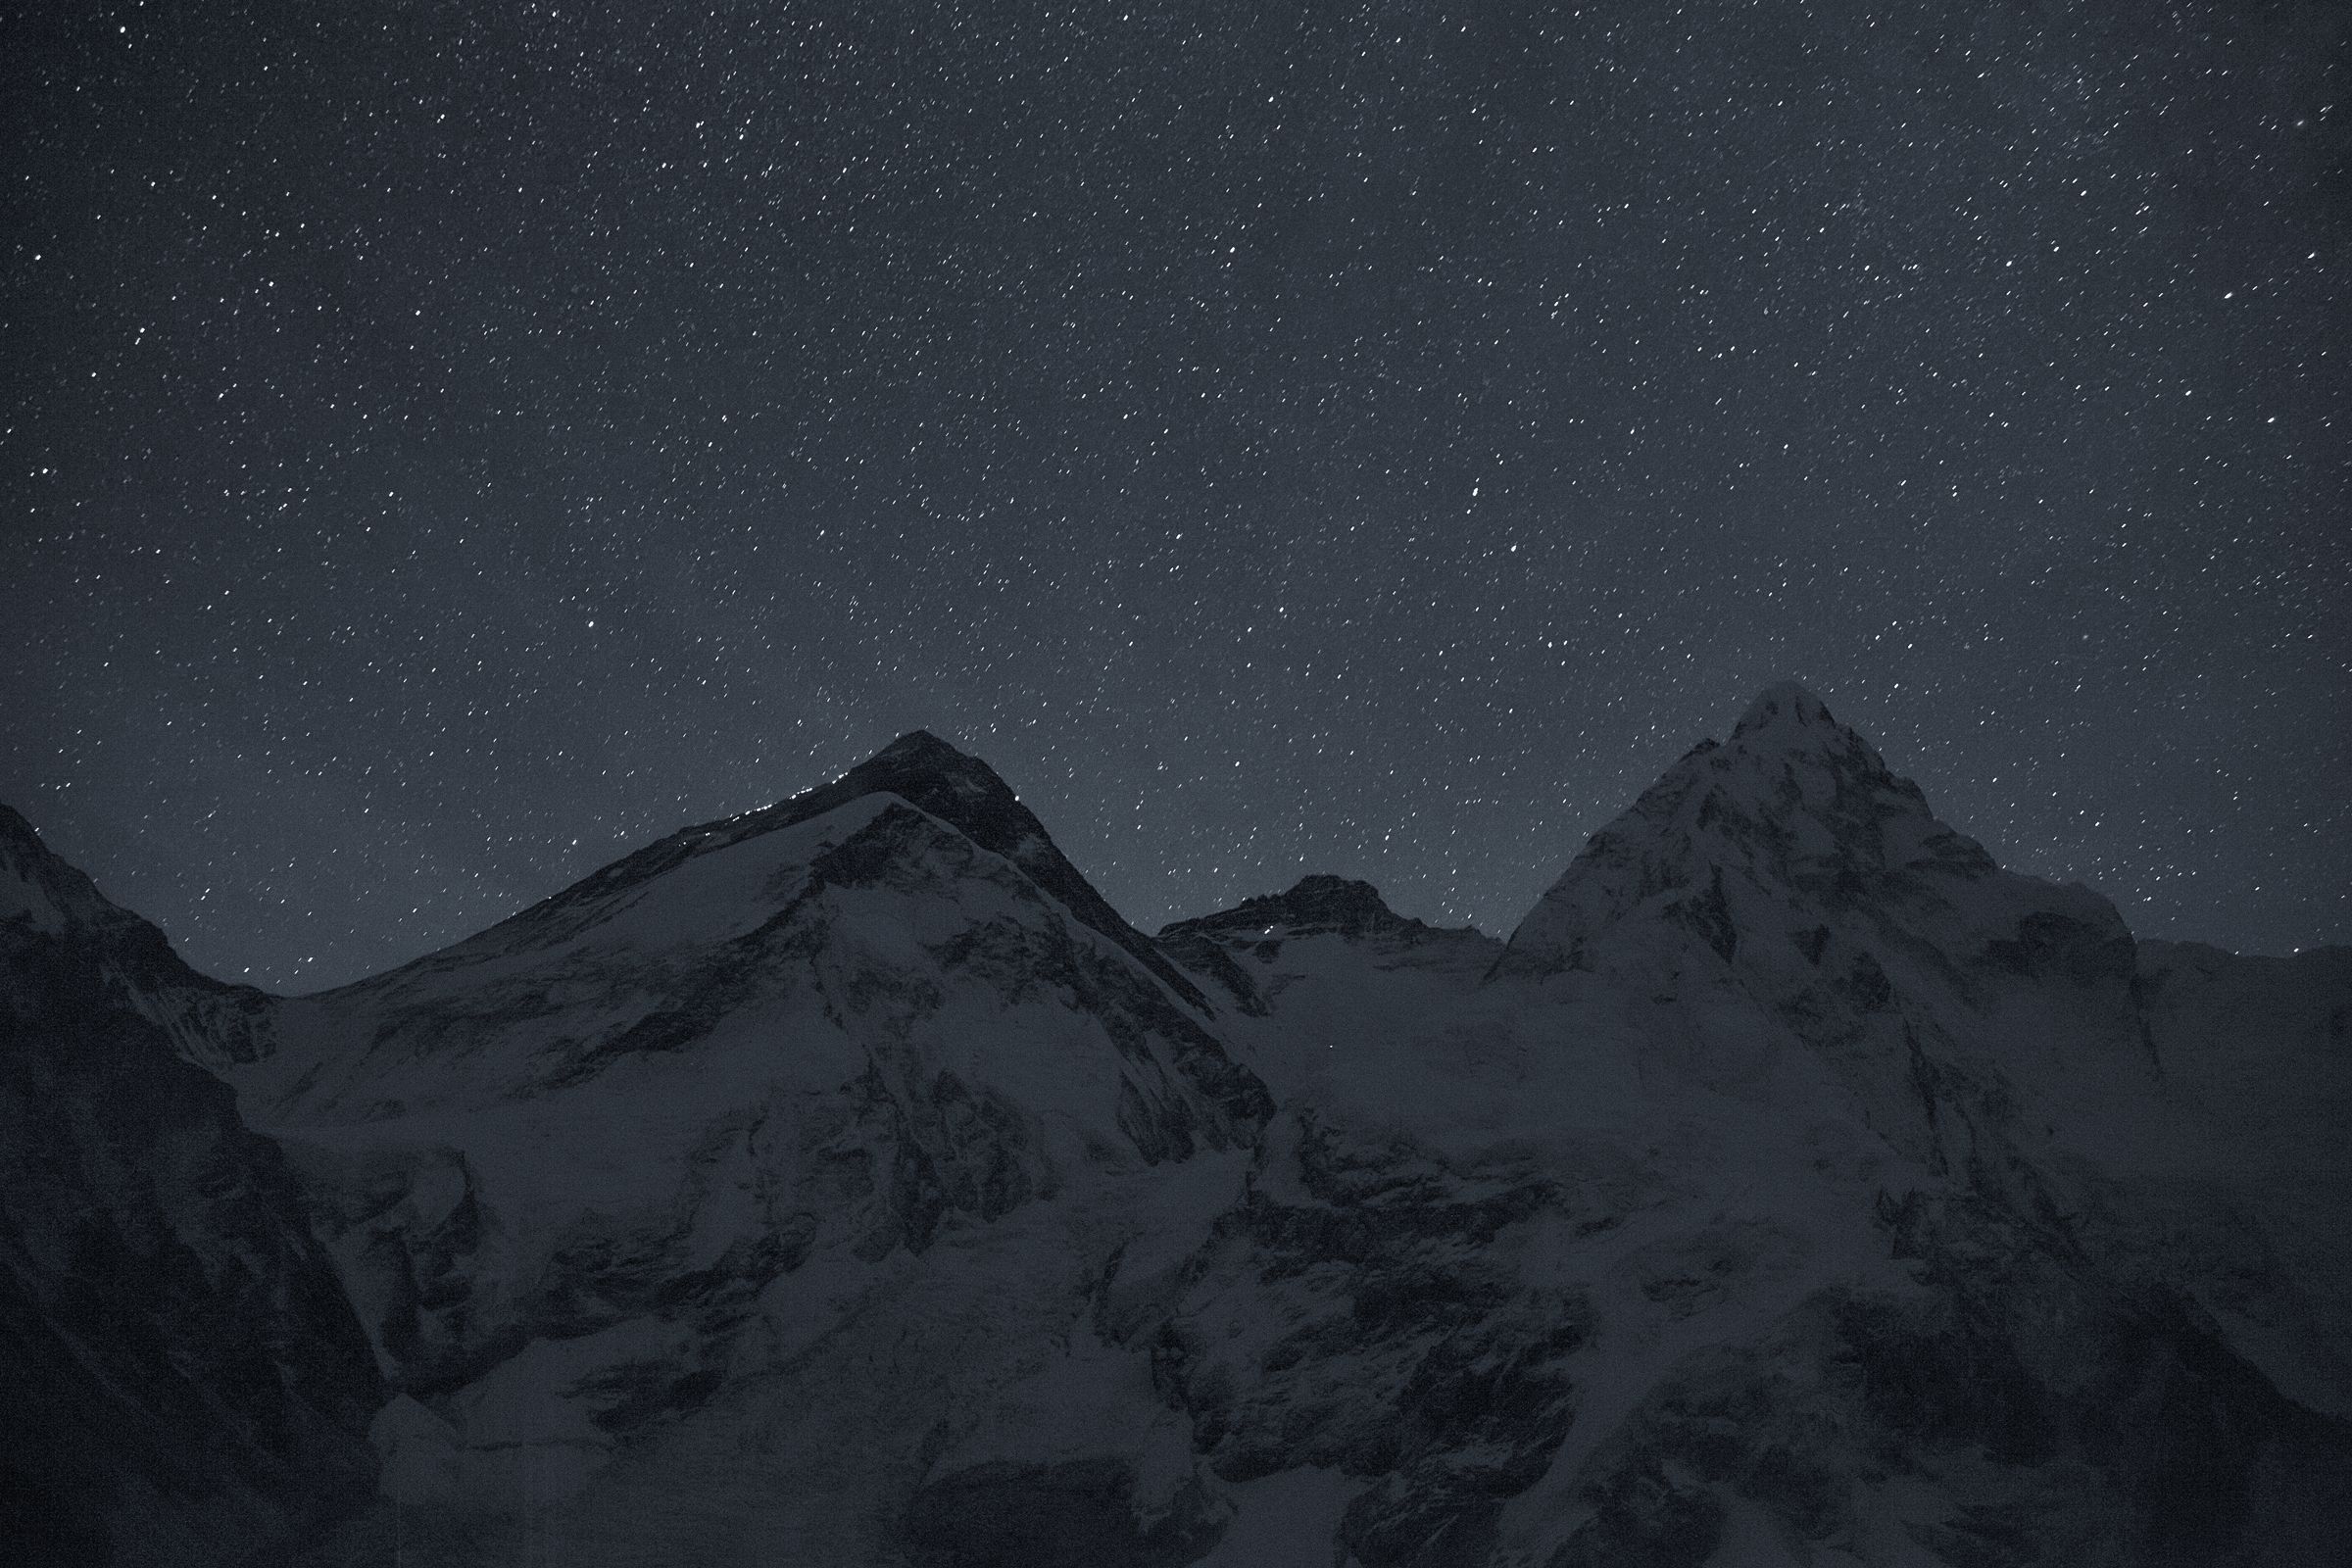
[6,1,2346,988]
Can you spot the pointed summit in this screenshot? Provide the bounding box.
[1732,680,1834,739]
[874,727,961,759]
[1490,684,2007,981]
[1721,681,1893,781]
[780,730,1212,1008]
[3,799,172,949]
[852,729,1005,800]
[771,727,1028,844]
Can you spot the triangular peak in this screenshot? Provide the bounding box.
[1488,682,2018,982]
[857,729,1003,792]
[360,726,1216,1015]
[1732,680,1835,738]
[875,727,959,757]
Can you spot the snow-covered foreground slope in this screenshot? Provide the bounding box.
[3,694,2347,1566]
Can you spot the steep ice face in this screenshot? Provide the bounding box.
[1113,689,2352,1566]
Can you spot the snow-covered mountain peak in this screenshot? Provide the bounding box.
[1716,679,1905,802]
[1491,684,2034,983]
[820,727,1032,819]
[797,729,1213,1011]
[340,729,1213,1018]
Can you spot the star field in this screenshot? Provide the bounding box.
[5,1,2346,989]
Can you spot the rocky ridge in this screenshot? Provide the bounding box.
[0,810,381,1567]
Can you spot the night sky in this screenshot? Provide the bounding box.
[6,2,2346,990]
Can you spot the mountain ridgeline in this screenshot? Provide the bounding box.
[3,688,2346,1567]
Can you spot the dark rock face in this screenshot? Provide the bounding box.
[1137,1113,1589,1564]
[0,805,277,1065]
[0,925,381,1565]
[1165,874,1437,944]
[1160,873,1494,964]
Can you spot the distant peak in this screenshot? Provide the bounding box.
[1258,874,1400,925]
[1490,680,1982,981]
[1164,874,1429,942]
[1281,874,1393,910]
[1732,681,1835,739]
